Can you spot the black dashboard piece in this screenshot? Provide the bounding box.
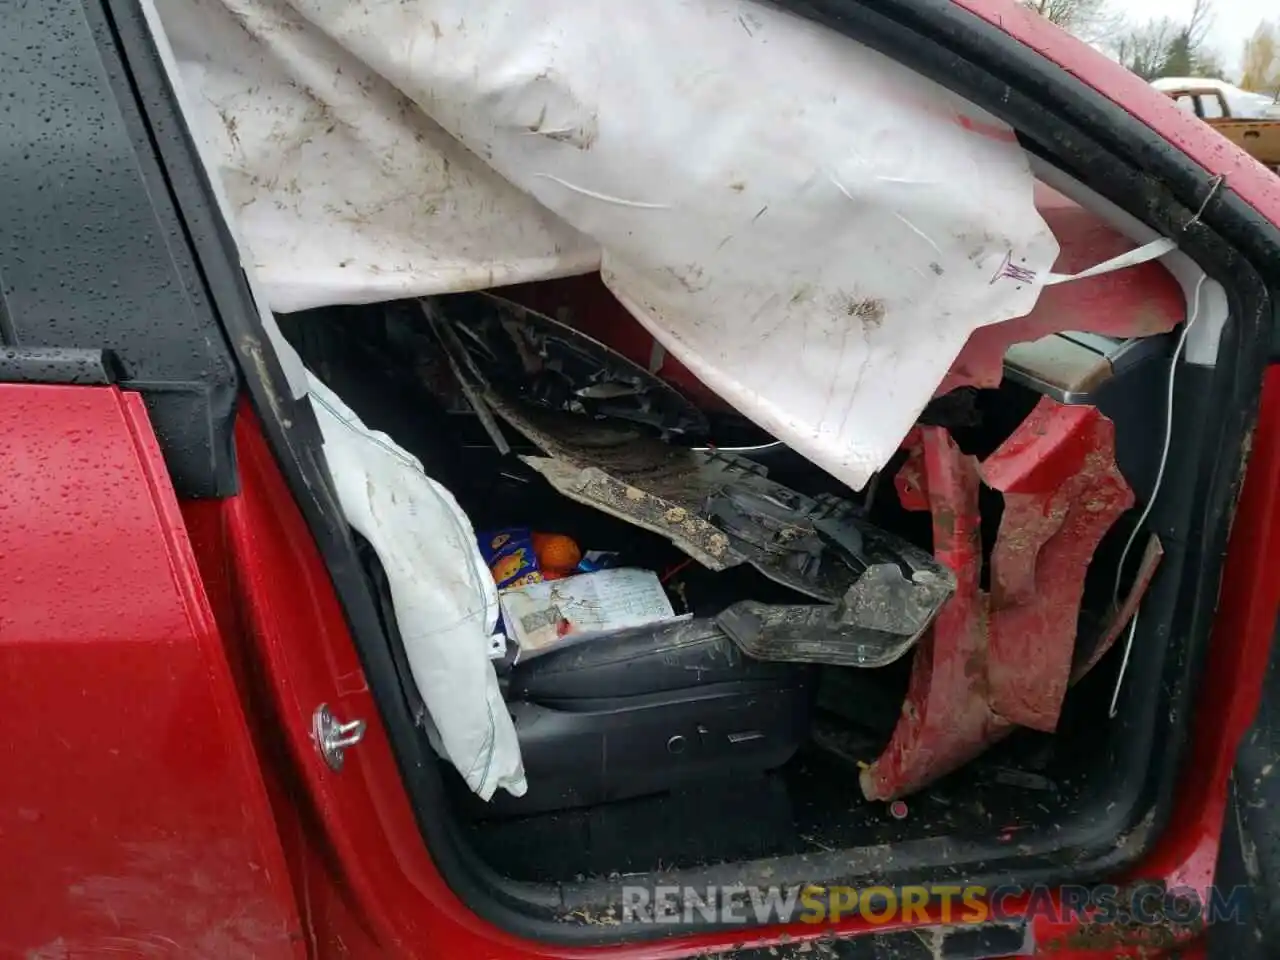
[434,292,710,442]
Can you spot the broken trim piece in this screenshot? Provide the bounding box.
[485,389,955,667]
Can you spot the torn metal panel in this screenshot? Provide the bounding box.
[980,397,1136,731]
[862,427,1002,802]
[864,401,1144,800]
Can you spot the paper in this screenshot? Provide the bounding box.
[499,568,680,655]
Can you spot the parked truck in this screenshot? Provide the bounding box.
[1161,82,1280,170]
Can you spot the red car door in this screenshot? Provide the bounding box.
[0,382,304,958]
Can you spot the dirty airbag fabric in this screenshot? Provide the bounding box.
[156,0,1058,491]
[306,372,527,800]
[154,0,598,313]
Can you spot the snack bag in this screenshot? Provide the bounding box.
[478,527,543,591]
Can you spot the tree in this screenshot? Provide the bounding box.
[1185,0,1215,49]
[1162,31,1196,77]
[1195,48,1228,81]
[1109,0,1219,82]
[1111,17,1181,80]
[1154,0,1215,78]
[1021,0,1117,43]
[1241,21,1280,93]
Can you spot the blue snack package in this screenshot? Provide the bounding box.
[576,550,621,573]
[478,527,544,591]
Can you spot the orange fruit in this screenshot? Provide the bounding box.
[532,532,582,573]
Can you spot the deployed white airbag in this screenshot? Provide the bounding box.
[307,372,527,800]
[158,0,1060,492]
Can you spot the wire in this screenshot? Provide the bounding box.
[1108,271,1209,718]
[660,558,694,584]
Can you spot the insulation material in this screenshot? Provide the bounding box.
[307,372,527,800]
[156,0,1061,491]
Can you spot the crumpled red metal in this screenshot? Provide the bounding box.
[861,397,1138,801]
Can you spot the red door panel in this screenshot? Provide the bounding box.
[0,384,303,959]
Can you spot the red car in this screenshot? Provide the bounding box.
[4,1,1280,958]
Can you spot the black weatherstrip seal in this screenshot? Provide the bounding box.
[92,0,1278,948]
[0,347,123,387]
[0,1,239,496]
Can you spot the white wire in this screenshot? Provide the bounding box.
[1108,272,1209,718]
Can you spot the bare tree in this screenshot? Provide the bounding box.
[1021,0,1117,43]
[1108,0,1219,81]
[1185,0,1215,49]
[1195,48,1228,81]
[1110,17,1181,80]
[1241,21,1280,93]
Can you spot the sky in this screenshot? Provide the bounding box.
[1114,0,1269,78]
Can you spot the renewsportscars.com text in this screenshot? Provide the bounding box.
[620,882,1249,927]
